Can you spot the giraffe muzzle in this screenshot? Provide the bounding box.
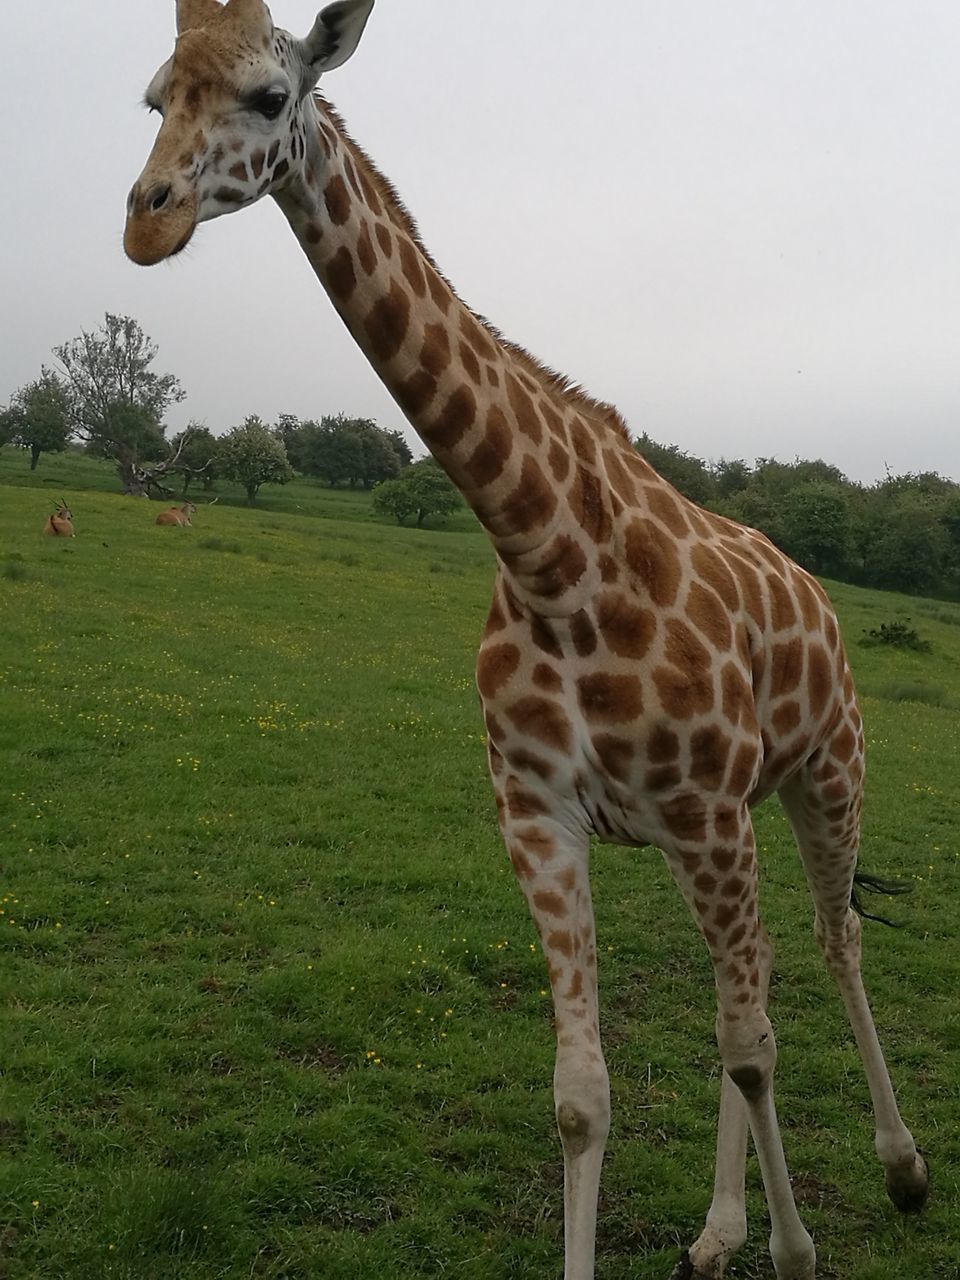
[124,178,198,266]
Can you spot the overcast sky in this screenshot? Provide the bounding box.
[2,1,958,484]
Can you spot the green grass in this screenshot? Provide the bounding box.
[1,465,960,1279]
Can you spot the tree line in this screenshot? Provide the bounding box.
[637,434,960,598]
[4,313,959,592]
[0,312,460,523]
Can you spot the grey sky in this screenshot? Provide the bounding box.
[2,1,958,484]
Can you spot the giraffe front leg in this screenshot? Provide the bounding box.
[502,811,608,1280]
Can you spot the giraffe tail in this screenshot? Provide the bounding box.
[850,870,913,927]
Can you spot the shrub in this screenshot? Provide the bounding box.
[859,620,931,653]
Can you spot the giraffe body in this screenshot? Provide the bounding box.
[124,4,928,1276]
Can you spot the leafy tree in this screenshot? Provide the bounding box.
[372,459,461,527]
[218,415,294,503]
[272,413,308,472]
[384,428,413,468]
[710,458,751,500]
[353,419,402,487]
[53,313,185,495]
[301,415,363,486]
[299,414,411,487]
[635,432,713,505]
[170,423,219,492]
[0,372,72,469]
[861,493,953,595]
[777,482,852,578]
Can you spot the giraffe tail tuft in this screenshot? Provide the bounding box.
[851,870,913,927]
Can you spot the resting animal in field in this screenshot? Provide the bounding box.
[155,501,198,526]
[43,500,74,537]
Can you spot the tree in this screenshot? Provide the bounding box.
[53,313,185,495]
[635,432,713,505]
[710,458,752,500]
[298,414,411,487]
[372,459,461,527]
[777,482,852,578]
[862,495,952,595]
[384,428,413,468]
[170,424,219,492]
[353,419,402,487]
[218,415,294,503]
[0,373,72,470]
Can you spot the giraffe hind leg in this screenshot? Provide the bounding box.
[779,753,929,1215]
[664,814,816,1280]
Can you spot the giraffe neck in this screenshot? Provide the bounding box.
[273,96,634,594]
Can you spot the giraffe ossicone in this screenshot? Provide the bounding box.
[124,3,929,1276]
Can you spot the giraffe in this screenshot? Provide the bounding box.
[124,3,929,1276]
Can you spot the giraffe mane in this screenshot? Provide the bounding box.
[316,96,632,445]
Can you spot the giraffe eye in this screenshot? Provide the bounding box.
[252,90,288,120]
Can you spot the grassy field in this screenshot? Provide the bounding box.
[2,453,959,1279]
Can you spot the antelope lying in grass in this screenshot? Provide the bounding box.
[155,501,198,527]
[43,500,74,537]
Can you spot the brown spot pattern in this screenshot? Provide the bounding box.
[365,281,411,363]
[533,663,562,692]
[356,220,376,275]
[687,582,733,651]
[429,385,477,451]
[770,638,804,697]
[507,375,543,444]
[625,518,683,607]
[807,644,832,719]
[576,673,643,723]
[690,725,733,791]
[324,174,351,225]
[326,246,356,301]
[459,341,481,384]
[505,697,573,752]
[476,643,521,699]
[420,323,451,378]
[570,611,598,657]
[646,486,690,538]
[591,733,635,782]
[547,440,570,484]
[499,457,557,535]
[464,406,511,488]
[569,467,612,544]
[374,222,393,258]
[398,237,427,298]
[595,591,656,659]
[396,370,437,417]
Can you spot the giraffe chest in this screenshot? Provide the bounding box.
[477,606,755,850]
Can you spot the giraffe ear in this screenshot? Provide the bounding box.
[298,0,374,82]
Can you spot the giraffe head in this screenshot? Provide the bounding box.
[124,0,374,265]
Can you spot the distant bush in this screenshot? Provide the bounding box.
[860,620,932,653]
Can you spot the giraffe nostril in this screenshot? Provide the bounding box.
[149,184,172,213]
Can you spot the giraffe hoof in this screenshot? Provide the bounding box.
[667,1250,695,1280]
[885,1151,929,1214]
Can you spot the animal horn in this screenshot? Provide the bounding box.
[176,0,223,34]
[224,0,271,32]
